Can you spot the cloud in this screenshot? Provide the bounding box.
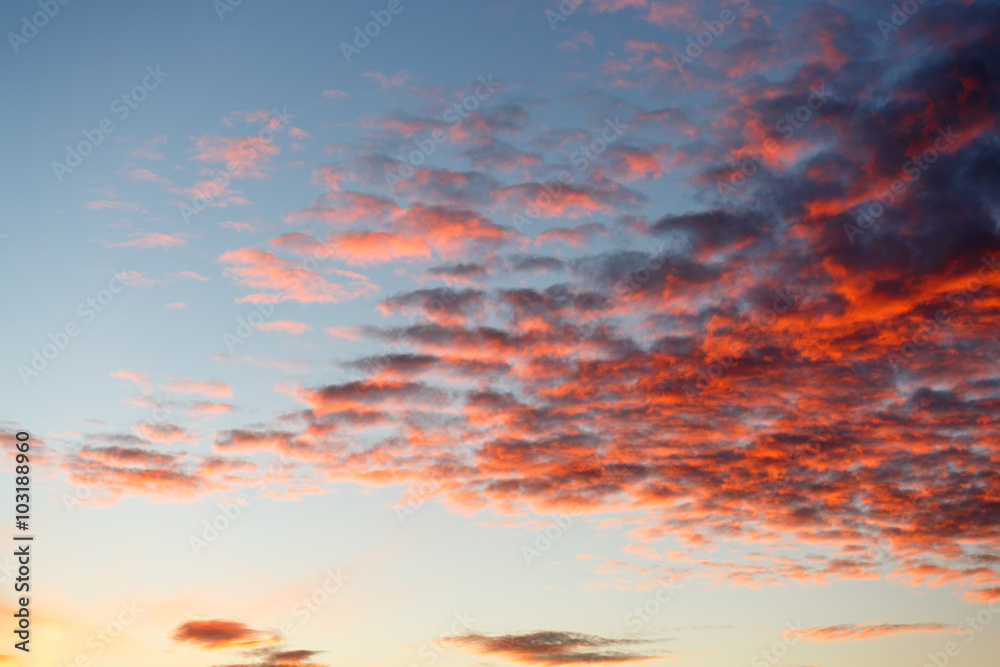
[191,134,280,178]
[210,648,330,667]
[326,326,362,341]
[173,270,210,281]
[187,401,235,419]
[64,443,206,502]
[220,247,378,304]
[133,421,196,444]
[796,623,957,642]
[215,429,297,453]
[221,220,261,233]
[314,231,433,265]
[965,587,1000,603]
[105,232,188,250]
[162,379,233,399]
[130,134,166,159]
[423,262,490,284]
[535,223,608,247]
[123,167,172,186]
[443,631,661,665]
[60,1,1000,606]
[363,69,416,91]
[171,619,278,650]
[77,445,179,468]
[259,320,314,335]
[110,370,152,390]
[82,200,141,212]
[322,89,348,100]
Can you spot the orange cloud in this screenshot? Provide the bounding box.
[797,623,956,642]
[171,619,278,650]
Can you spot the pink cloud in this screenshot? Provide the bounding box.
[322,231,434,265]
[219,247,378,304]
[172,271,210,281]
[220,220,260,233]
[117,271,161,288]
[364,69,416,91]
[83,200,141,212]
[259,320,313,335]
[590,0,648,11]
[133,421,196,444]
[326,326,362,341]
[123,168,172,186]
[106,232,188,250]
[191,134,280,178]
[129,134,166,160]
[110,370,152,390]
[161,379,233,399]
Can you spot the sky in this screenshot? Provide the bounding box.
[1,0,999,666]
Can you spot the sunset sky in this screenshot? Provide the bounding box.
[1,0,999,666]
